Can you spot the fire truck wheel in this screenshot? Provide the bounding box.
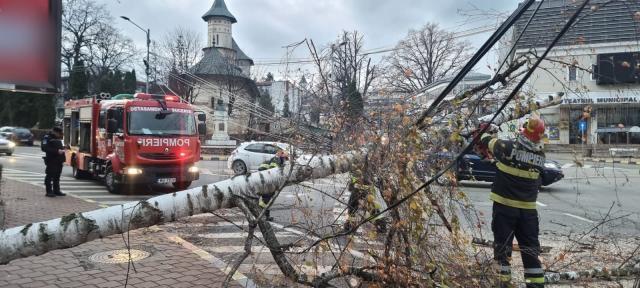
[72,164,90,179]
[173,181,192,191]
[105,166,123,194]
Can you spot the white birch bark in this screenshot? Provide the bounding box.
[0,153,359,264]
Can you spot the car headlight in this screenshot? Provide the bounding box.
[125,167,143,175]
[544,162,558,169]
[7,142,15,148]
[188,166,199,173]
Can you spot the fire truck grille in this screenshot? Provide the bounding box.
[140,153,177,160]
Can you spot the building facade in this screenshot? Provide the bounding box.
[190,0,259,140]
[509,0,640,145]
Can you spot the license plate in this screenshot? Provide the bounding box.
[157,178,176,184]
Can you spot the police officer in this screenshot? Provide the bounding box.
[43,127,67,197]
[477,115,546,288]
[257,149,288,221]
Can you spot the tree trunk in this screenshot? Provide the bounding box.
[0,153,358,265]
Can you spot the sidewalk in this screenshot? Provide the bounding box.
[0,179,99,228]
[0,178,241,288]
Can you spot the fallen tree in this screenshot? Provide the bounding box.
[0,152,360,265]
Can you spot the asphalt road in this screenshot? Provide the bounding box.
[3,146,639,237]
[2,146,639,285]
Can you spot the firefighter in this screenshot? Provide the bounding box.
[344,169,387,233]
[42,127,67,197]
[257,149,288,221]
[476,115,546,288]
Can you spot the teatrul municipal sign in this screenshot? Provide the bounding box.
[560,91,640,105]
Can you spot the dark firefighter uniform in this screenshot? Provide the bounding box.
[345,173,386,233]
[257,154,287,220]
[42,130,66,197]
[480,133,546,287]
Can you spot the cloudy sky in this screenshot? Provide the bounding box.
[105,0,518,78]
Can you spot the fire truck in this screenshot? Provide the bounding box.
[62,93,206,194]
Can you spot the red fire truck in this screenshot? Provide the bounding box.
[62,93,205,194]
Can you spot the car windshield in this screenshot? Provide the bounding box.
[14,128,29,134]
[127,108,196,136]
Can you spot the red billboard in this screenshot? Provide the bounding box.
[0,0,61,93]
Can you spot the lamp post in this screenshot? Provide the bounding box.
[120,16,150,94]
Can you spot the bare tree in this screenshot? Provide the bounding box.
[161,27,203,103]
[86,23,136,78]
[383,22,473,94]
[61,0,109,73]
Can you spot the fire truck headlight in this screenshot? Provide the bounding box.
[125,167,143,175]
[188,166,199,173]
[8,141,16,148]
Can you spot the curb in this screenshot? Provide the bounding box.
[200,155,228,161]
[585,158,640,165]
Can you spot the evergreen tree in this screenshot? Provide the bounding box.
[35,95,56,129]
[123,69,137,93]
[69,60,88,99]
[345,80,363,118]
[283,94,291,118]
[112,70,124,94]
[258,90,275,114]
[265,72,274,82]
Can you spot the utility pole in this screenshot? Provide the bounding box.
[120,16,151,93]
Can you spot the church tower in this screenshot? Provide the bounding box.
[202,0,236,58]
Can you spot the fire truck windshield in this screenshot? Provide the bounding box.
[127,111,197,136]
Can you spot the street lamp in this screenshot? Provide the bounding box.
[120,16,150,94]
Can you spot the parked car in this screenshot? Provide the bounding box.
[227,141,299,175]
[420,152,564,187]
[0,135,16,156]
[0,126,34,146]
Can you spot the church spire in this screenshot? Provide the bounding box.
[202,0,237,23]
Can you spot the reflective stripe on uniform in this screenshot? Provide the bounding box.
[525,277,545,284]
[499,274,512,282]
[499,265,511,273]
[490,192,537,209]
[524,268,544,274]
[496,162,539,179]
[488,138,498,152]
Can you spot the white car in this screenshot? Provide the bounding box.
[227,141,296,175]
[0,135,16,156]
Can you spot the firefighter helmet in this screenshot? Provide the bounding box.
[520,115,545,143]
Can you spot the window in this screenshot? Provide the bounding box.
[263,145,279,155]
[245,144,264,153]
[98,110,106,129]
[216,35,219,46]
[591,64,598,81]
[568,65,577,81]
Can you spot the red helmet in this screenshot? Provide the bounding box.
[520,115,545,143]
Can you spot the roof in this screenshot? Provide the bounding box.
[202,0,237,23]
[513,0,640,50]
[191,47,244,77]
[232,39,254,65]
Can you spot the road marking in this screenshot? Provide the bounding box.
[167,234,257,288]
[562,213,595,224]
[536,201,547,207]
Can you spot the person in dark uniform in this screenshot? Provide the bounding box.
[43,127,67,197]
[476,115,547,288]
